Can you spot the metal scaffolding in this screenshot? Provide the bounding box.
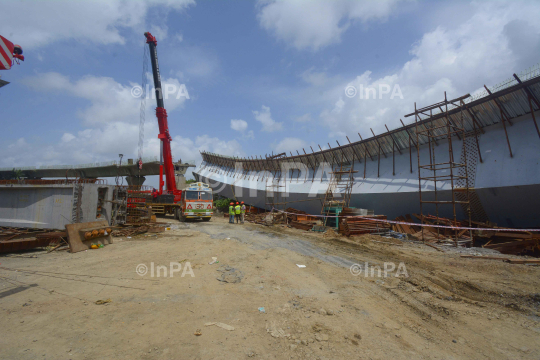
[265,179,287,212]
[412,92,473,246]
[320,151,357,228]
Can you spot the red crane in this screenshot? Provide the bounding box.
[143,32,179,198]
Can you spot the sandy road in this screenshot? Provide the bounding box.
[0,216,539,359]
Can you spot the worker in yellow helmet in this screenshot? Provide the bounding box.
[241,201,246,224]
[228,202,235,224]
[235,202,241,224]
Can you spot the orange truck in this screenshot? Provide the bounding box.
[175,182,213,221]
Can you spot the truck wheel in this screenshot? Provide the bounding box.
[180,211,186,222]
[202,218,211,222]
[175,208,185,222]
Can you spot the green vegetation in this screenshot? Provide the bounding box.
[215,197,235,210]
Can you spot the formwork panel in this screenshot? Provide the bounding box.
[0,185,74,228]
[0,184,115,229]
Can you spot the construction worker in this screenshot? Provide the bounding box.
[241,201,246,224]
[235,202,241,224]
[228,202,235,224]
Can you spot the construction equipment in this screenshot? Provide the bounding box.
[118,33,209,221]
[1,35,24,89]
[143,31,178,197]
[0,35,24,71]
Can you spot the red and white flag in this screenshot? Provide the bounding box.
[0,35,15,70]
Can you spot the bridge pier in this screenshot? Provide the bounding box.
[176,175,186,190]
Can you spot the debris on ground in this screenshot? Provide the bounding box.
[0,227,67,253]
[2,215,540,359]
[95,299,112,305]
[216,265,244,283]
[338,211,390,236]
[245,207,320,228]
[389,213,540,256]
[323,228,340,239]
[111,223,171,238]
[252,207,540,259]
[290,221,316,231]
[266,323,290,338]
[460,255,540,264]
[204,322,235,331]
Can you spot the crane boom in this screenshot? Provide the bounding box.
[144,32,177,194]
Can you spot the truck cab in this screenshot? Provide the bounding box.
[175,182,213,221]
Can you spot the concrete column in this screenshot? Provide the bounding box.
[126,175,146,186]
[176,175,186,190]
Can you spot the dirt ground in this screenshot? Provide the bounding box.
[1,216,539,360]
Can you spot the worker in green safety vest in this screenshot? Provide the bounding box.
[228,202,235,224]
[235,202,241,224]
[241,201,246,224]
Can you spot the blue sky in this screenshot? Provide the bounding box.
[1,0,540,185]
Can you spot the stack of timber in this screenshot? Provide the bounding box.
[290,221,315,231]
[475,223,540,256]
[245,212,273,225]
[245,208,320,229]
[285,207,319,230]
[0,227,66,253]
[391,214,421,234]
[338,208,389,236]
[403,214,473,246]
[391,214,540,255]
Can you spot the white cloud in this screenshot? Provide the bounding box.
[167,45,220,81]
[0,123,243,173]
[272,137,307,154]
[300,67,330,86]
[0,121,142,169]
[319,1,540,135]
[253,105,282,132]
[149,24,169,41]
[61,133,76,143]
[175,33,184,42]
[143,134,245,167]
[257,0,401,51]
[0,0,195,48]
[230,119,248,132]
[230,119,254,139]
[23,72,188,126]
[0,71,235,171]
[295,113,312,122]
[8,138,27,149]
